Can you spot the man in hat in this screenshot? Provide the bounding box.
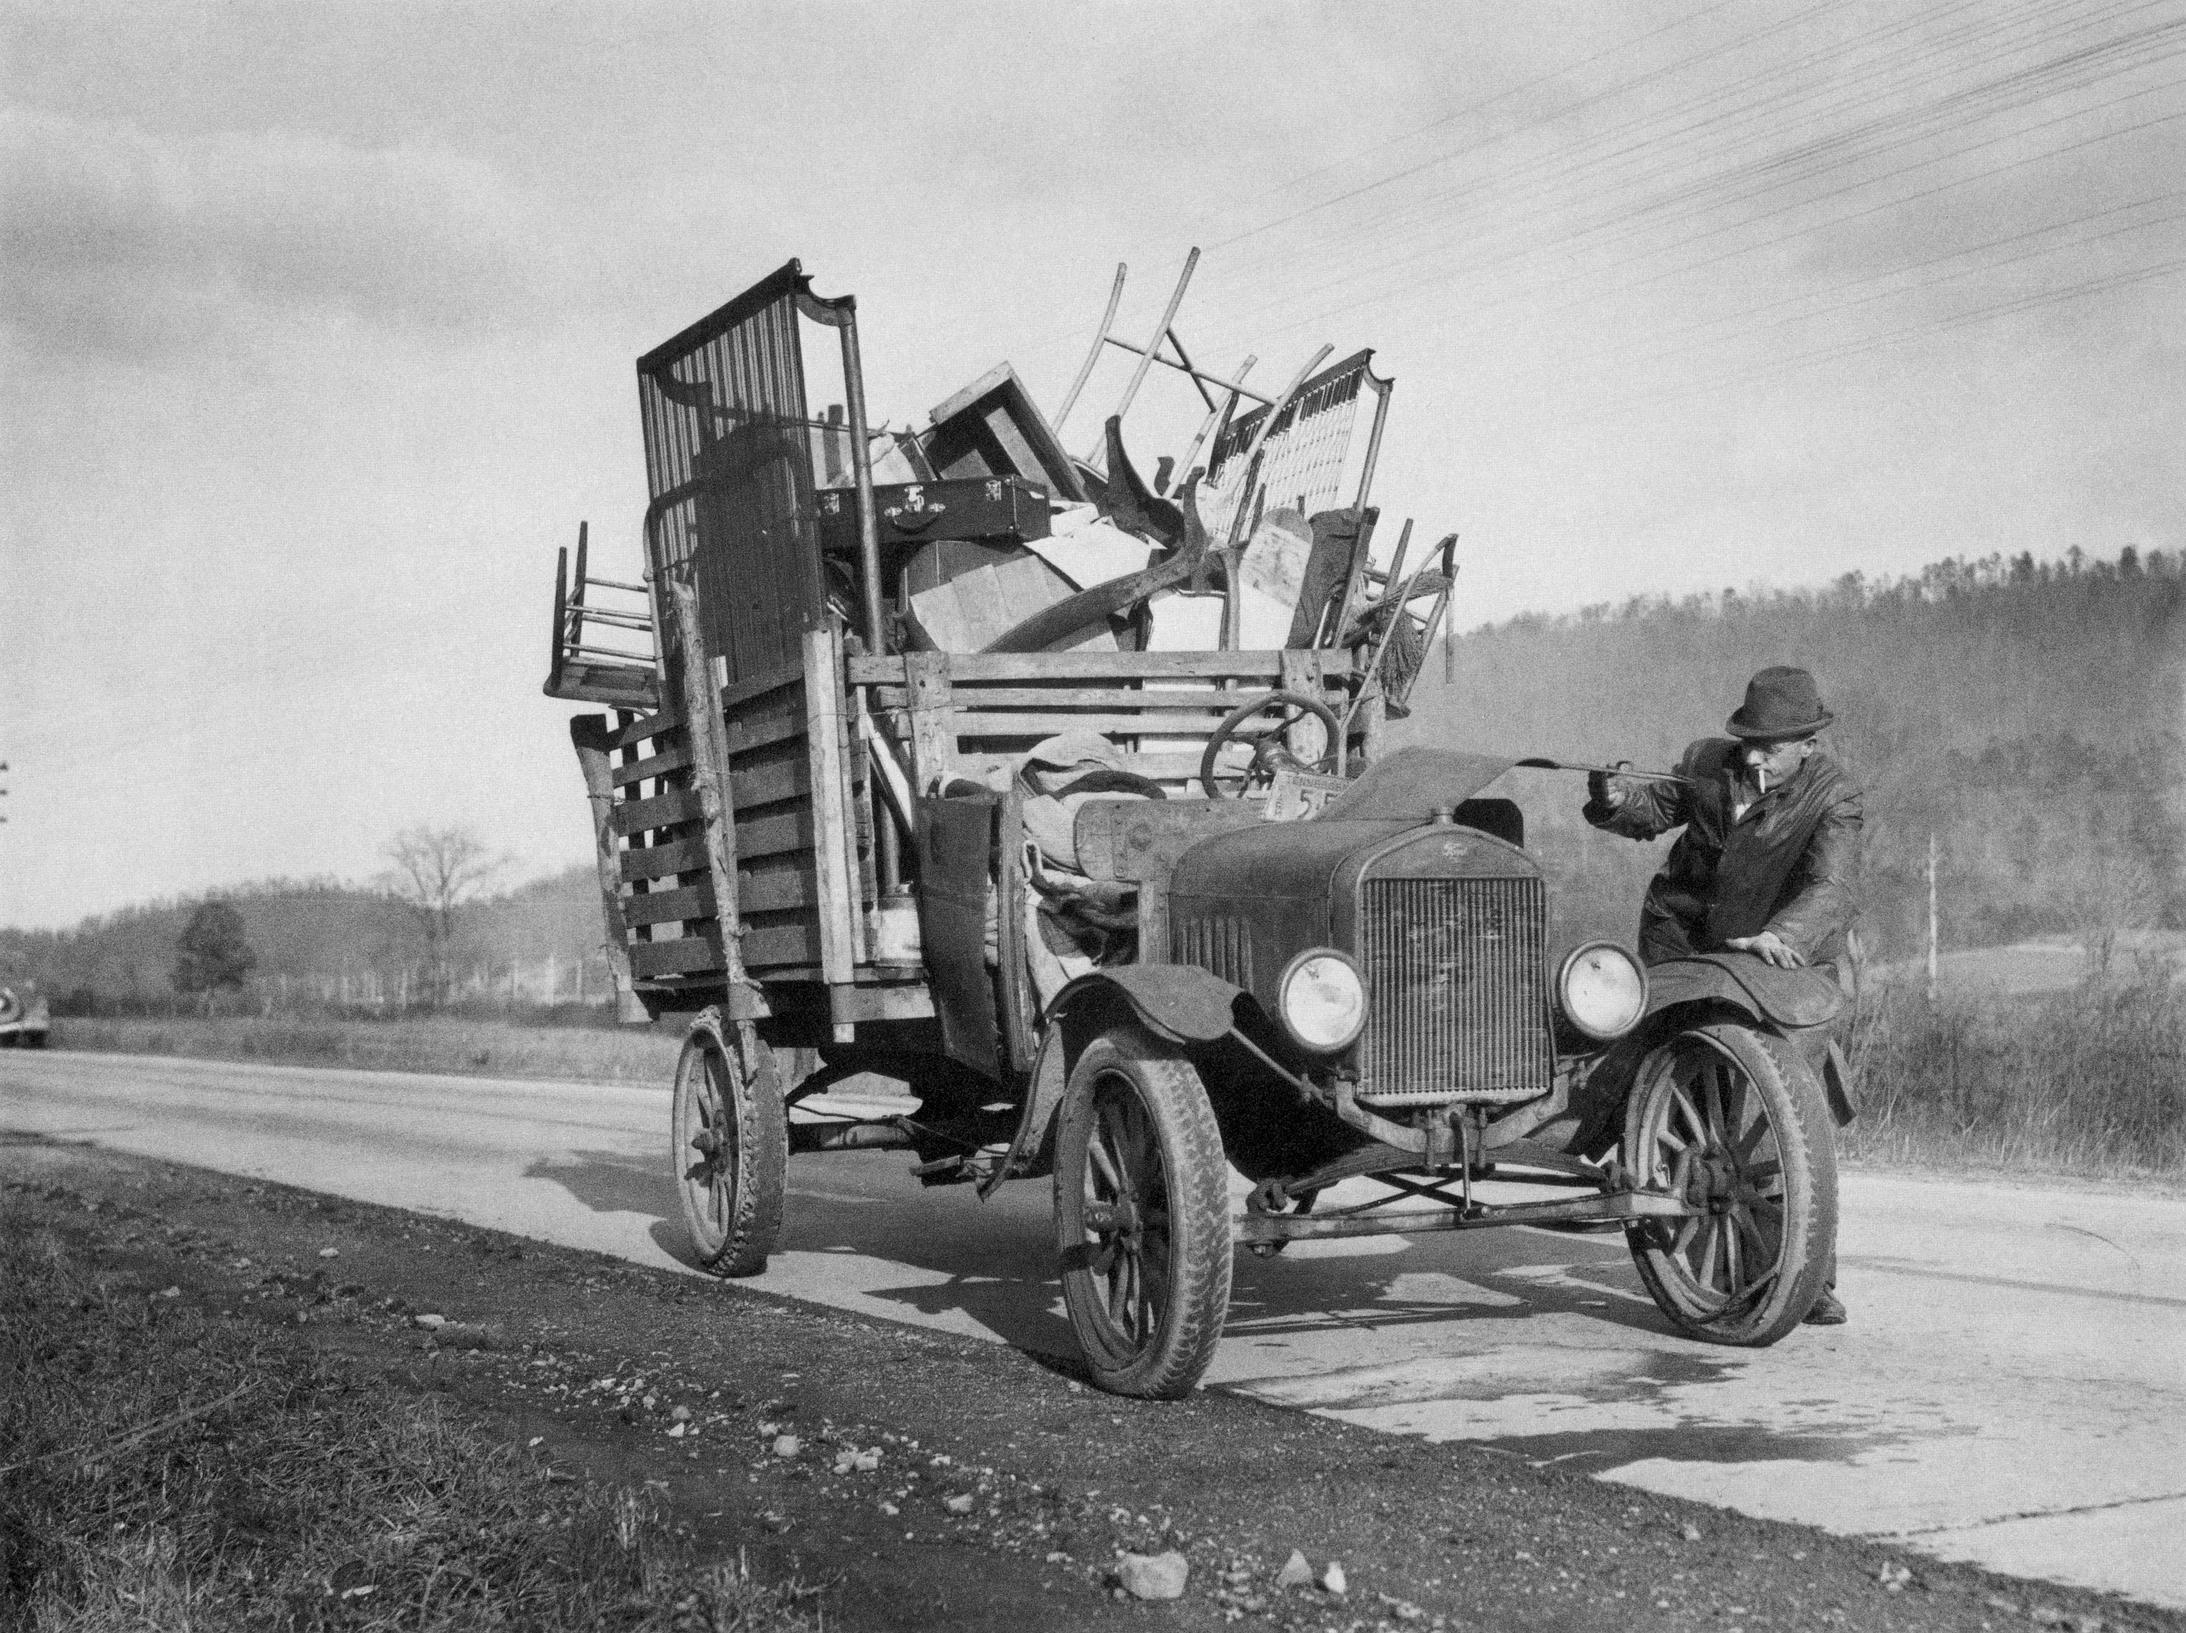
[1584,665,1860,1325]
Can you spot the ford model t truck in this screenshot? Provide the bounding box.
[543,261,1843,1399]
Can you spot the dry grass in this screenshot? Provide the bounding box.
[1843,957,2186,1181]
[0,1202,815,1632]
[47,1013,682,1088]
[41,969,2186,1185]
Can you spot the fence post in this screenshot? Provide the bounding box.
[1926,831,1939,1008]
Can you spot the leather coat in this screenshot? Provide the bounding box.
[1584,738,1862,969]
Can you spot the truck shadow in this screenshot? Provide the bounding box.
[526,1146,1694,1355]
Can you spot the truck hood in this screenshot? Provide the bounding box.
[1316,747,1517,823]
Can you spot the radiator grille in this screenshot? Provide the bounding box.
[1359,877,1551,1103]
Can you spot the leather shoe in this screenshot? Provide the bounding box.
[1803,1290,1847,1326]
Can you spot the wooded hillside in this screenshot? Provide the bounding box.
[1,868,610,1009]
[9,549,2178,1000]
[1398,547,2185,958]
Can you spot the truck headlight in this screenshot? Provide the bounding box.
[1556,942,1647,1042]
[1278,949,1366,1053]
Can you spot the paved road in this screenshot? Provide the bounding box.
[7,1048,2183,1609]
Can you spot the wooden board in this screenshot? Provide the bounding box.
[611,786,705,837]
[629,935,724,977]
[620,836,708,882]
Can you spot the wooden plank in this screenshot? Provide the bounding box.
[736,863,820,914]
[719,659,806,712]
[731,807,817,860]
[726,702,808,755]
[620,836,707,881]
[629,935,725,977]
[743,921,826,969]
[609,741,693,788]
[847,651,1321,685]
[610,708,684,750]
[949,712,1250,738]
[803,625,860,981]
[622,883,715,926]
[611,785,704,837]
[943,687,1281,711]
[831,982,936,1021]
[729,755,810,810]
[904,651,955,795]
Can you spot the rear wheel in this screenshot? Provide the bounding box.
[1055,1028,1233,1398]
[1623,1021,1836,1346]
[672,1009,787,1277]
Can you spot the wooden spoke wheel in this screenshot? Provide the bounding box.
[1054,1028,1233,1398]
[671,1009,787,1277]
[1622,1021,1836,1346]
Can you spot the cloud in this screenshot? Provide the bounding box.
[1,106,545,357]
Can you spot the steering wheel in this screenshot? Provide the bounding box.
[1199,691,1343,800]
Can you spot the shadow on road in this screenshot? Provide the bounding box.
[520,1146,1751,1376]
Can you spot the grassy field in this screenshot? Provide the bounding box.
[1842,959,2185,1180]
[43,1012,685,1087]
[0,1198,815,1632]
[38,961,2186,1184]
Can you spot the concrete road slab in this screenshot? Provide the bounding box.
[6,1049,2183,1609]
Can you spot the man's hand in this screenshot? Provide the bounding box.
[1587,760,1634,809]
[1727,931,1806,969]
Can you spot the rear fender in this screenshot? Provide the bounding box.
[978,966,1244,1197]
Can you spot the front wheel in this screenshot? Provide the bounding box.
[1055,1028,1233,1398]
[1622,1021,1836,1346]
[672,1010,787,1277]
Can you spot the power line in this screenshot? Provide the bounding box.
[1584,250,2186,415]
[1198,0,2185,348]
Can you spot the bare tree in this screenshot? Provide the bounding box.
[382,826,505,1005]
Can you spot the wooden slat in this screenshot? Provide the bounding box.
[948,712,1243,738]
[730,807,817,860]
[726,704,809,755]
[729,756,810,810]
[629,935,724,977]
[612,786,704,836]
[948,687,1283,711]
[622,883,715,926]
[719,660,806,712]
[610,708,684,750]
[609,742,693,788]
[849,650,1351,685]
[620,836,707,881]
[735,863,820,914]
[742,922,825,968]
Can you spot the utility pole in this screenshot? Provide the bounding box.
[1926,831,1940,1007]
[1,760,9,822]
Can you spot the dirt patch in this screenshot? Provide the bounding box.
[3,1131,2172,1633]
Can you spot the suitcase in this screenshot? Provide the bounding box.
[817,476,1051,552]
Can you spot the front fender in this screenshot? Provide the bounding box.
[1645,953,1845,1030]
[979,965,1246,1199]
[1051,964,1243,1044]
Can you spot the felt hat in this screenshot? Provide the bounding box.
[1726,666,1832,740]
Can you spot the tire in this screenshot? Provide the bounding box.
[671,1009,787,1277]
[1622,1020,1837,1346]
[1054,1028,1234,1398]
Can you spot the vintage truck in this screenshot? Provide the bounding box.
[543,260,1844,1398]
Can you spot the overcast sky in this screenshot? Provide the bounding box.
[4,0,2181,929]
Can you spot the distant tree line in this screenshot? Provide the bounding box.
[1403,546,2183,960]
